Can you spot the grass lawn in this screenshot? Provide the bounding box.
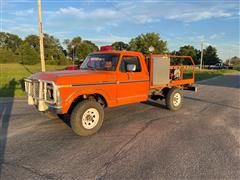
[184,69,238,81]
[0,63,238,97]
[0,63,67,97]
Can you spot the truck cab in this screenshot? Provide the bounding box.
[25,50,196,136]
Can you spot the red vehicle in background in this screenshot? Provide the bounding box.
[66,65,78,70]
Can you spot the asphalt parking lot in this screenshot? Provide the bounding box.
[1,74,240,180]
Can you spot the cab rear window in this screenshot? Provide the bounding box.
[120,56,141,72]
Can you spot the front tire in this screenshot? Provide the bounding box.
[70,100,104,136]
[165,88,183,111]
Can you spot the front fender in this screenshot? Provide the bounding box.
[61,88,116,113]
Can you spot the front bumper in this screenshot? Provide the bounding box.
[24,78,61,112]
[47,104,63,114]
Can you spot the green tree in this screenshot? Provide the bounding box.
[24,34,67,64]
[178,45,200,64]
[112,41,129,50]
[203,45,220,65]
[64,36,82,60]
[64,37,98,60]
[43,34,66,64]
[19,42,39,65]
[129,32,168,54]
[0,32,22,53]
[76,40,99,59]
[226,56,240,65]
[0,48,18,63]
[24,35,39,49]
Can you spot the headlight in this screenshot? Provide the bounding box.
[46,83,54,101]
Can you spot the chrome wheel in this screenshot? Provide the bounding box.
[173,92,181,107]
[82,108,99,129]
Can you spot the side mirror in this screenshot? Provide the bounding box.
[127,64,136,72]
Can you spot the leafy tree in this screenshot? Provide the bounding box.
[64,36,82,60]
[19,42,39,65]
[71,36,82,47]
[0,32,22,53]
[178,45,200,64]
[203,45,220,65]
[0,48,18,63]
[226,56,240,66]
[76,40,99,60]
[24,35,39,49]
[64,37,98,60]
[43,34,66,64]
[24,34,67,64]
[112,41,129,50]
[129,32,168,54]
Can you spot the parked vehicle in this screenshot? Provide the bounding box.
[24,48,196,136]
[65,65,78,70]
[208,63,229,69]
[65,61,83,70]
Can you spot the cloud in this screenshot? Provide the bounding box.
[47,6,117,19]
[133,15,160,24]
[1,19,16,24]
[4,24,37,36]
[57,7,85,16]
[13,9,34,16]
[167,10,232,22]
[44,6,121,32]
[43,1,236,34]
[209,32,225,40]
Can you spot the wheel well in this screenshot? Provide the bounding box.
[161,87,170,97]
[161,86,181,97]
[67,93,107,114]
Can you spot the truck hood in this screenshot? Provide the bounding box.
[29,70,116,85]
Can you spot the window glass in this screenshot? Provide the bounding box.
[120,56,141,72]
[80,54,119,71]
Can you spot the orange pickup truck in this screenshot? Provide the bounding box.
[25,50,196,136]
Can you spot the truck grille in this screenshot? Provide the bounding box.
[33,81,40,98]
[24,79,57,104]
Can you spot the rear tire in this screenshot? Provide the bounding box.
[165,88,183,111]
[70,100,104,136]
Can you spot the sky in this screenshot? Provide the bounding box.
[1,0,240,60]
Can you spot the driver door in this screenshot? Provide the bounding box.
[116,55,149,105]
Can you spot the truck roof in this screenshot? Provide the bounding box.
[91,50,144,57]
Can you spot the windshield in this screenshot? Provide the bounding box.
[80,54,120,71]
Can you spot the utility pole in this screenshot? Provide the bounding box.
[37,0,46,72]
[72,45,75,65]
[200,41,204,71]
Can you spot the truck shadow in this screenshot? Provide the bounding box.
[142,100,167,109]
[0,79,17,177]
[57,114,71,127]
